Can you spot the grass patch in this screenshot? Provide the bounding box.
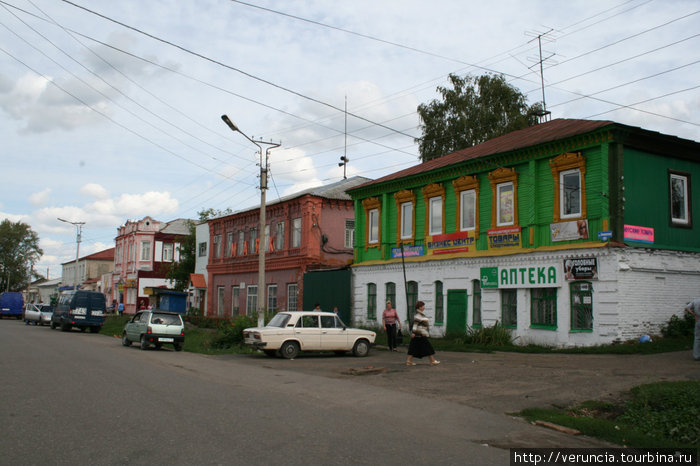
[517,381,700,449]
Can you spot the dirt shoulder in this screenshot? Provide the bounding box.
[231,347,699,415]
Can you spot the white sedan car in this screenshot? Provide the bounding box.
[244,311,376,359]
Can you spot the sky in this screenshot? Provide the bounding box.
[1,0,699,280]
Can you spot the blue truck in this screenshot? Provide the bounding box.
[0,292,24,319]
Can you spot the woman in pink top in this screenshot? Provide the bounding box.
[382,300,401,351]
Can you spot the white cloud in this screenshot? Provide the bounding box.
[29,188,52,206]
[80,183,110,199]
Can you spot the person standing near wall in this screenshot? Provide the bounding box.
[382,300,401,352]
[684,298,700,361]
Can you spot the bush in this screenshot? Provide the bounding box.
[185,307,203,326]
[661,313,695,338]
[465,321,514,346]
[212,315,257,349]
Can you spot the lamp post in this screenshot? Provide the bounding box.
[58,218,85,291]
[221,115,281,328]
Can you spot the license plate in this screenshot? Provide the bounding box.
[158,337,174,342]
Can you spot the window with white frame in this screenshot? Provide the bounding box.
[497,182,515,226]
[140,241,151,260]
[460,190,476,231]
[213,235,221,258]
[429,197,443,235]
[287,283,298,312]
[345,219,354,248]
[292,218,302,248]
[163,243,174,262]
[670,171,691,226]
[276,221,285,250]
[246,285,257,317]
[368,208,379,244]
[400,202,413,239]
[198,242,207,257]
[267,284,277,313]
[560,169,581,219]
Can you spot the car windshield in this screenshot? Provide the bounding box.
[151,313,182,325]
[266,313,291,328]
[39,306,52,312]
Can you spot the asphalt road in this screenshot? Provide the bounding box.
[2,319,651,465]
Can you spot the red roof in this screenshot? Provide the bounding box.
[189,273,206,288]
[350,119,615,190]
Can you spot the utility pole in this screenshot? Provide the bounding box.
[221,115,281,328]
[338,96,349,179]
[526,28,556,122]
[58,218,85,290]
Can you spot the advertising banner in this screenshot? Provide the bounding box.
[550,219,589,242]
[487,226,522,250]
[480,267,499,289]
[564,257,598,280]
[480,265,561,288]
[390,245,425,259]
[426,231,475,255]
[624,225,654,244]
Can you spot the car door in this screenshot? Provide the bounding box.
[294,315,321,350]
[320,315,348,350]
[126,312,145,340]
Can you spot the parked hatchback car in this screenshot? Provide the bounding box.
[243,311,376,359]
[122,311,185,351]
[23,303,53,326]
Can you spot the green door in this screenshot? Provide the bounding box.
[446,289,467,334]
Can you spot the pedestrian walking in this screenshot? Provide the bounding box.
[684,297,700,361]
[406,301,440,366]
[382,300,401,351]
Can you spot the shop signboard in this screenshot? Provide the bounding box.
[487,226,522,250]
[480,267,499,288]
[624,224,654,244]
[390,245,424,259]
[550,219,589,242]
[480,264,561,288]
[426,231,474,255]
[564,257,598,280]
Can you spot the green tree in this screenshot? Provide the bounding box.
[0,219,43,292]
[416,73,543,162]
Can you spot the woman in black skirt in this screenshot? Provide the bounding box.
[406,301,440,366]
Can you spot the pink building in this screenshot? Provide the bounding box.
[111,216,190,314]
[206,177,369,317]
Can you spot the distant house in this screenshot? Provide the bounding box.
[111,217,190,314]
[60,247,115,292]
[347,119,700,347]
[187,221,210,314]
[206,176,370,318]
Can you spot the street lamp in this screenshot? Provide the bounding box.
[57,218,85,291]
[221,115,281,328]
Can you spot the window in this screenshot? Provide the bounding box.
[472,279,482,328]
[570,281,593,331]
[550,152,587,222]
[434,281,444,324]
[321,315,339,328]
[367,283,377,320]
[163,243,174,262]
[292,218,302,248]
[422,183,445,237]
[497,182,515,226]
[453,175,479,235]
[237,231,245,256]
[225,232,233,256]
[345,220,354,248]
[385,282,395,309]
[276,221,285,250]
[406,280,418,323]
[140,241,151,260]
[531,288,557,329]
[198,242,207,257]
[267,284,277,313]
[264,225,270,252]
[560,169,581,219]
[501,289,517,328]
[287,283,298,312]
[362,197,381,249]
[217,286,225,317]
[670,171,691,227]
[232,286,239,315]
[249,228,257,254]
[213,235,221,258]
[246,285,257,317]
[394,189,415,243]
[429,197,443,235]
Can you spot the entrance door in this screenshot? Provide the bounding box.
[446,289,467,334]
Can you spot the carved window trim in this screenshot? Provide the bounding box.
[489,167,518,228]
[550,152,587,222]
[453,175,480,238]
[362,197,381,250]
[422,183,445,237]
[394,189,416,245]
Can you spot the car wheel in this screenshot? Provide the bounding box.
[263,350,277,357]
[122,332,131,347]
[90,326,100,333]
[280,341,299,359]
[140,335,149,350]
[50,321,57,330]
[174,343,183,352]
[352,339,370,357]
[60,323,71,332]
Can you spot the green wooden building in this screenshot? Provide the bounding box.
[347,119,700,347]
